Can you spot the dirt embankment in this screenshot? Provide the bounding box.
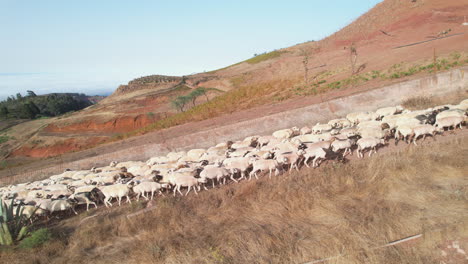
[44,114,156,134]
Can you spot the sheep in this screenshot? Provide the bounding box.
[226,146,254,158]
[147,156,170,165]
[356,138,386,158]
[199,152,225,163]
[44,184,68,192]
[375,106,404,119]
[35,199,53,211]
[435,116,464,131]
[127,165,151,177]
[272,127,299,139]
[27,190,47,199]
[100,183,133,207]
[256,135,282,148]
[347,111,378,125]
[231,140,252,149]
[68,188,102,211]
[186,149,207,161]
[300,126,312,135]
[74,185,97,194]
[249,158,281,179]
[328,118,351,129]
[331,138,353,156]
[90,175,117,186]
[275,150,305,173]
[357,120,382,130]
[303,139,334,150]
[46,199,78,215]
[133,182,167,201]
[407,124,437,145]
[245,150,274,160]
[312,123,332,134]
[43,187,71,199]
[395,125,414,143]
[340,127,358,138]
[272,141,301,154]
[223,157,252,180]
[302,147,327,168]
[199,166,232,186]
[172,176,207,196]
[359,127,390,140]
[292,134,323,144]
[436,110,465,122]
[20,205,46,220]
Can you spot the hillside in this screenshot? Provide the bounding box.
[1,0,467,162]
[1,131,467,263]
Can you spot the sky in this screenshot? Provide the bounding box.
[0,0,381,100]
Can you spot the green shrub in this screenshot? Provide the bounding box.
[390,73,401,79]
[18,228,52,249]
[0,199,32,246]
[0,135,9,144]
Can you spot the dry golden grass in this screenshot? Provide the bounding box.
[1,135,467,263]
[402,90,468,110]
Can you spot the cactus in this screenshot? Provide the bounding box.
[0,199,33,246]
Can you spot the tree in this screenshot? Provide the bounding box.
[349,43,358,76]
[300,49,310,84]
[171,96,190,112]
[187,87,209,106]
[26,90,37,97]
[16,93,22,101]
[0,106,8,118]
[18,103,36,119]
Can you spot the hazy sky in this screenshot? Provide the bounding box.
[0,0,381,99]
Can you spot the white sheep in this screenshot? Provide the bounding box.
[223,157,251,180]
[172,176,207,196]
[199,166,233,186]
[133,182,166,201]
[412,124,438,145]
[300,126,312,135]
[100,184,133,207]
[435,116,464,130]
[249,158,281,179]
[436,110,465,122]
[272,127,299,139]
[186,149,207,161]
[328,118,351,129]
[340,127,358,138]
[395,125,414,143]
[356,138,386,158]
[46,199,77,215]
[147,156,170,166]
[331,139,352,156]
[227,147,254,158]
[302,147,327,168]
[231,140,252,149]
[275,150,305,173]
[69,191,98,211]
[312,123,332,134]
[375,106,403,119]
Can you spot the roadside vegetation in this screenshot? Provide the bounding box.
[1,137,466,263]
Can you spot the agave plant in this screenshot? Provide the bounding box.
[0,199,32,246]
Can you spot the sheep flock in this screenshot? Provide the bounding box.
[1,98,467,221]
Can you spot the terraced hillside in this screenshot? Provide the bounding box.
[1,0,467,163]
